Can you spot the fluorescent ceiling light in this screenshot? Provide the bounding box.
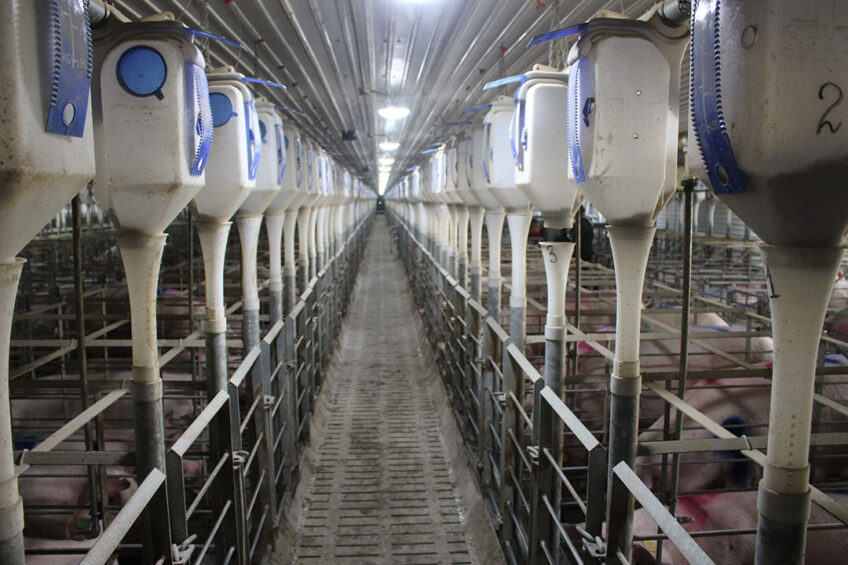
[379,141,400,151]
[378,172,389,196]
[377,106,410,120]
[379,157,395,165]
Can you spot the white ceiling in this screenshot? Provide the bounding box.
[110,0,656,191]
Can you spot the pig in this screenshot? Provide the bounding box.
[636,377,848,495]
[12,372,201,540]
[563,312,773,436]
[632,491,848,565]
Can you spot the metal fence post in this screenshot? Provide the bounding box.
[529,384,554,565]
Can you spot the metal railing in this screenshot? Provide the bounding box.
[391,211,712,565]
[13,214,374,565]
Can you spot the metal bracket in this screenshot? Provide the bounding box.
[263,394,276,409]
[526,445,540,465]
[493,392,507,407]
[232,450,249,467]
[171,534,197,564]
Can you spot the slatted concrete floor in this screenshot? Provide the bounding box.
[274,216,503,565]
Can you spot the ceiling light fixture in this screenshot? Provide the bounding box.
[379,141,400,151]
[379,157,395,165]
[377,106,410,120]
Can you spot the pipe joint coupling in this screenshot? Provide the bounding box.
[763,462,811,496]
[0,494,23,541]
[131,377,163,402]
[610,373,642,397]
[757,482,811,525]
[204,317,227,334]
[544,325,566,340]
[614,360,640,379]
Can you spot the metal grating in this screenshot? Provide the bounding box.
[284,217,485,564]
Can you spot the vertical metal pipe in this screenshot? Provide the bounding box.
[188,212,198,383]
[657,180,694,563]
[73,196,99,535]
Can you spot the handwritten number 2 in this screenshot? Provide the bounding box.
[817,82,843,135]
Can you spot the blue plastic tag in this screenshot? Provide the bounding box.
[39,0,93,138]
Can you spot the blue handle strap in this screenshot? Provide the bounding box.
[242,77,287,90]
[690,0,745,194]
[187,29,245,50]
[245,101,260,180]
[462,104,492,115]
[187,62,213,176]
[527,23,587,47]
[275,105,305,117]
[567,58,587,183]
[275,123,286,184]
[483,74,526,91]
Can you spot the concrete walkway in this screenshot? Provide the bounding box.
[273,215,503,565]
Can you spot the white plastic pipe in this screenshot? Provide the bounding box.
[607,226,656,376]
[540,242,575,330]
[485,210,506,286]
[761,246,843,492]
[316,207,327,269]
[237,215,263,349]
[297,207,311,283]
[0,260,25,563]
[265,213,284,297]
[307,207,318,279]
[506,212,533,311]
[238,215,262,313]
[469,207,485,274]
[119,234,167,371]
[197,222,231,336]
[457,207,470,274]
[283,210,298,277]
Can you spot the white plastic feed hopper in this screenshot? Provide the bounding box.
[193,66,259,400]
[689,2,848,562]
[237,98,283,348]
[564,8,688,560]
[91,15,212,556]
[0,2,96,561]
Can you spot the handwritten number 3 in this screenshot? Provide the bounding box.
[817,82,843,135]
